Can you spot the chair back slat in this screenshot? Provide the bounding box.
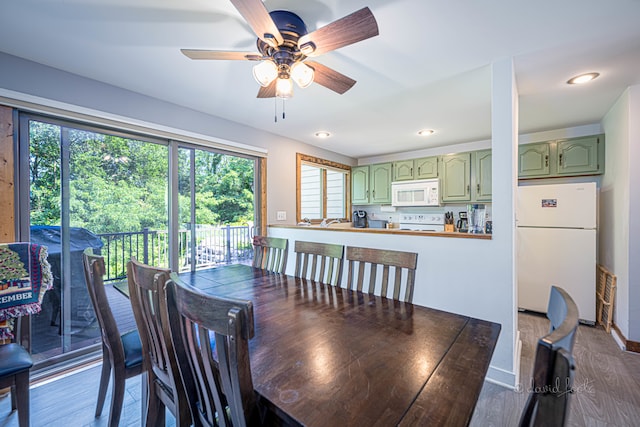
[357,261,366,292]
[372,264,381,294]
[252,236,288,273]
[346,246,418,303]
[294,241,344,286]
[127,257,191,425]
[165,274,257,427]
[83,250,125,366]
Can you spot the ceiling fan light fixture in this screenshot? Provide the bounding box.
[276,77,294,98]
[417,129,435,136]
[291,62,314,88]
[299,42,316,56]
[253,61,278,87]
[567,72,600,85]
[263,33,278,48]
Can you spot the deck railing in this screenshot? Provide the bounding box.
[97,225,255,282]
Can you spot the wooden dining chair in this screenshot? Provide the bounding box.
[126,258,191,427]
[0,316,32,427]
[82,249,145,427]
[162,273,262,427]
[294,241,344,286]
[520,286,579,427]
[252,235,288,273]
[345,246,418,303]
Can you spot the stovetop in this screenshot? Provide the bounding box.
[398,213,445,231]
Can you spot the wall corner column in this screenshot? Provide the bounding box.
[490,58,520,385]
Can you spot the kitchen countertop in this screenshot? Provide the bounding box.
[269,224,492,240]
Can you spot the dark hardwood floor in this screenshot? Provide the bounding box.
[1,313,638,426]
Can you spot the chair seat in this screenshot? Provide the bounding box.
[0,343,33,376]
[121,329,143,368]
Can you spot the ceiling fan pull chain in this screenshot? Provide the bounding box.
[274,97,278,123]
[283,99,286,120]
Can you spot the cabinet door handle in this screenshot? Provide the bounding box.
[477,184,480,192]
[410,167,413,175]
[417,167,421,175]
[545,155,549,167]
[467,185,470,194]
[372,190,375,198]
[559,153,563,166]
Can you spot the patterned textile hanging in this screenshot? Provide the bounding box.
[0,243,53,339]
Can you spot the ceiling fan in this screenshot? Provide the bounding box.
[181,0,379,99]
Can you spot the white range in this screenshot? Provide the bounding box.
[398,213,445,231]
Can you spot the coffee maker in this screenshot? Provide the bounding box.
[456,211,468,232]
[353,210,367,228]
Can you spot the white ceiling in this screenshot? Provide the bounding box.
[2,0,640,158]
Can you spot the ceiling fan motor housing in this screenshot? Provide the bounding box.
[257,11,308,56]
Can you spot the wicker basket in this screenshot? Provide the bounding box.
[596,265,617,333]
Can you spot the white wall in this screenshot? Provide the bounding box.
[629,86,640,342]
[601,85,640,342]
[601,89,631,340]
[486,58,518,386]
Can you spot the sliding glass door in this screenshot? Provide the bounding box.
[178,145,256,272]
[23,115,168,364]
[19,113,259,367]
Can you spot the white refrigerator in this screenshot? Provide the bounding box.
[517,182,597,324]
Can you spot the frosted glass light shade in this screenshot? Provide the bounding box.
[275,78,294,98]
[252,61,278,87]
[291,62,314,88]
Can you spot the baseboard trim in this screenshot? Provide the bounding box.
[485,367,517,390]
[612,323,640,353]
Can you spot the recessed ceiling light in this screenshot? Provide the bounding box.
[567,72,600,85]
[417,129,435,136]
[314,131,331,138]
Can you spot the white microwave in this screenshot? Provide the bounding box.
[391,179,440,207]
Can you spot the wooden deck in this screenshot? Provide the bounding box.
[30,280,137,364]
[1,313,639,426]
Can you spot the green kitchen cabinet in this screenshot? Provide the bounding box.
[519,142,550,178]
[392,160,415,181]
[351,163,392,204]
[351,166,370,204]
[441,153,471,202]
[392,156,439,181]
[473,150,492,202]
[415,156,439,179]
[557,135,602,175]
[518,134,604,179]
[370,162,393,204]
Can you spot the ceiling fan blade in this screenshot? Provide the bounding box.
[257,80,276,98]
[181,49,262,61]
[298,7,379,57]
[230,0,284,47]
[306,61,356,94]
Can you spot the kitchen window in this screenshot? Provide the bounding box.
[296,153,350,223]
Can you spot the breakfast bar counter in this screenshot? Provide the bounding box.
[269,224,492,240]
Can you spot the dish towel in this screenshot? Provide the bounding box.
[0,243,53,340]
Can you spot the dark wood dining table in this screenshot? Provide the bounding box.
[168,263,501,427]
